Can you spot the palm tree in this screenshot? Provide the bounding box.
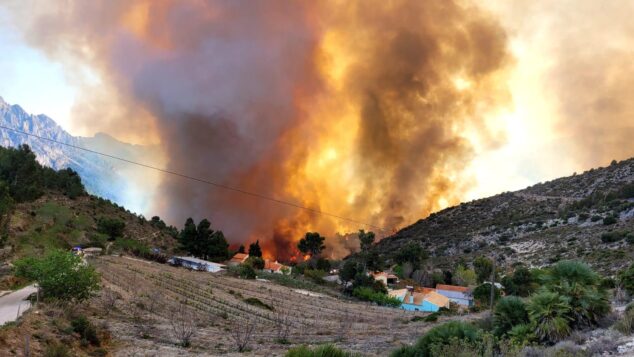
[527,291,573,343]
[493,296,530,337]
[542,260,609,327]
[542,260,600,288]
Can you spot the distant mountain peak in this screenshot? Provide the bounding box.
[0,96,151,213]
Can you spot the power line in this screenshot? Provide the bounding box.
[0,124,389,232]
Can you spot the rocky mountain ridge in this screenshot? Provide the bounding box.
[375,158,634,274]
[0,96,154,213]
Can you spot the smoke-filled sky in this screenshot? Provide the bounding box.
[1,0,633,259]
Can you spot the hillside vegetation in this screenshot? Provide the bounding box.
[374,158,634,274]
[0,145,177,283]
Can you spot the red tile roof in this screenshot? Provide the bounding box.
[436,284,470,292]
[264,260,284,272]
[230,253,249,263]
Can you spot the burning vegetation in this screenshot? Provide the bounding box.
[8,0,513,258]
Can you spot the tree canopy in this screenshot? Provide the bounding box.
[178,218,229,262]
[14,250,100,301]
[358,230,375,252]
[297,232,325,257]
[0,145,85,202]
[248,240,262,257]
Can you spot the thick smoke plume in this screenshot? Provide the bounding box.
[5,0,512,259]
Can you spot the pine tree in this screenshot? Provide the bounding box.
[248,240,262,257]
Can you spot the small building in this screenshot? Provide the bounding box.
[371,272,399,286]
[389,288,450,312]
[228,253,249,266]
[169,256,226,273]
[82,247,103,257]
[436,284,473,307]
[263,260,290,274]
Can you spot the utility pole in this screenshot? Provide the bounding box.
[489,255,497,310]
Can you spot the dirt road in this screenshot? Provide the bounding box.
[0,285,37,325]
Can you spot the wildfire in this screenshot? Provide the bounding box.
[14,0,513,259]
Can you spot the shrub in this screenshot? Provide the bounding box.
[619,264,634,296]
[601,231,627,243]
[71,315,100,346]
[243,297,274,311]
[238,264,256,279]
[527,291,572,343]
[603,216,617,225]
[304,269,326,285]
[614,304,634,334]
[493,297,529,337]
[507,323,536,345]
[352,287,401,307]
[246,256,265,270]
[97,217,126,240]
[424,313,439,322]
[473,283,501,306]
[315,257,331,272]
[44,343,71,357]
[390,321,481,357]
[14,250,100,301]
[286,344,361,357]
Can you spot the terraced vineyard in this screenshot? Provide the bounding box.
[92,256,476,356]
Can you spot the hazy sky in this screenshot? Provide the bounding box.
[0,7,76,129]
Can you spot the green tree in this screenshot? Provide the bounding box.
[493,297,529,337]
[358,230,375,252]
[541,260,609,327]
[150,216,167,229]
[504,266,537,297]
[339,260,358,290]
[473,256,493,284]
[238,245,246,254]
[394,242,427,268]
[97,217,126,241]
[315,257,331,272]
[358,229,376,272]
[297,232,326,257]
[178,218,228,261]
[206,230,229,262]
[473,283,500,306]
[14,250,100,301]
[248,240,262,257]
[527,291,572,343]
[0,183,13,246]
[238,264,256,279]
[246,256,265,270]
[453,265,477,286]
[0,145,86,202]
[365,251,384,272]
[179,217,198,254]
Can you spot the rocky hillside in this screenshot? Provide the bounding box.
[374,158,634,275]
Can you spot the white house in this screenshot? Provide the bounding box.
[435,284,473,307]
[169,256,226,273]
[371,272,399,286]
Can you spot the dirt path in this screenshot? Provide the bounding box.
[0,284,37,326]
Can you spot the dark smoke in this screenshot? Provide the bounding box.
[4,0,512,259]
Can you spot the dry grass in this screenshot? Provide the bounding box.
[92,256,481,356]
